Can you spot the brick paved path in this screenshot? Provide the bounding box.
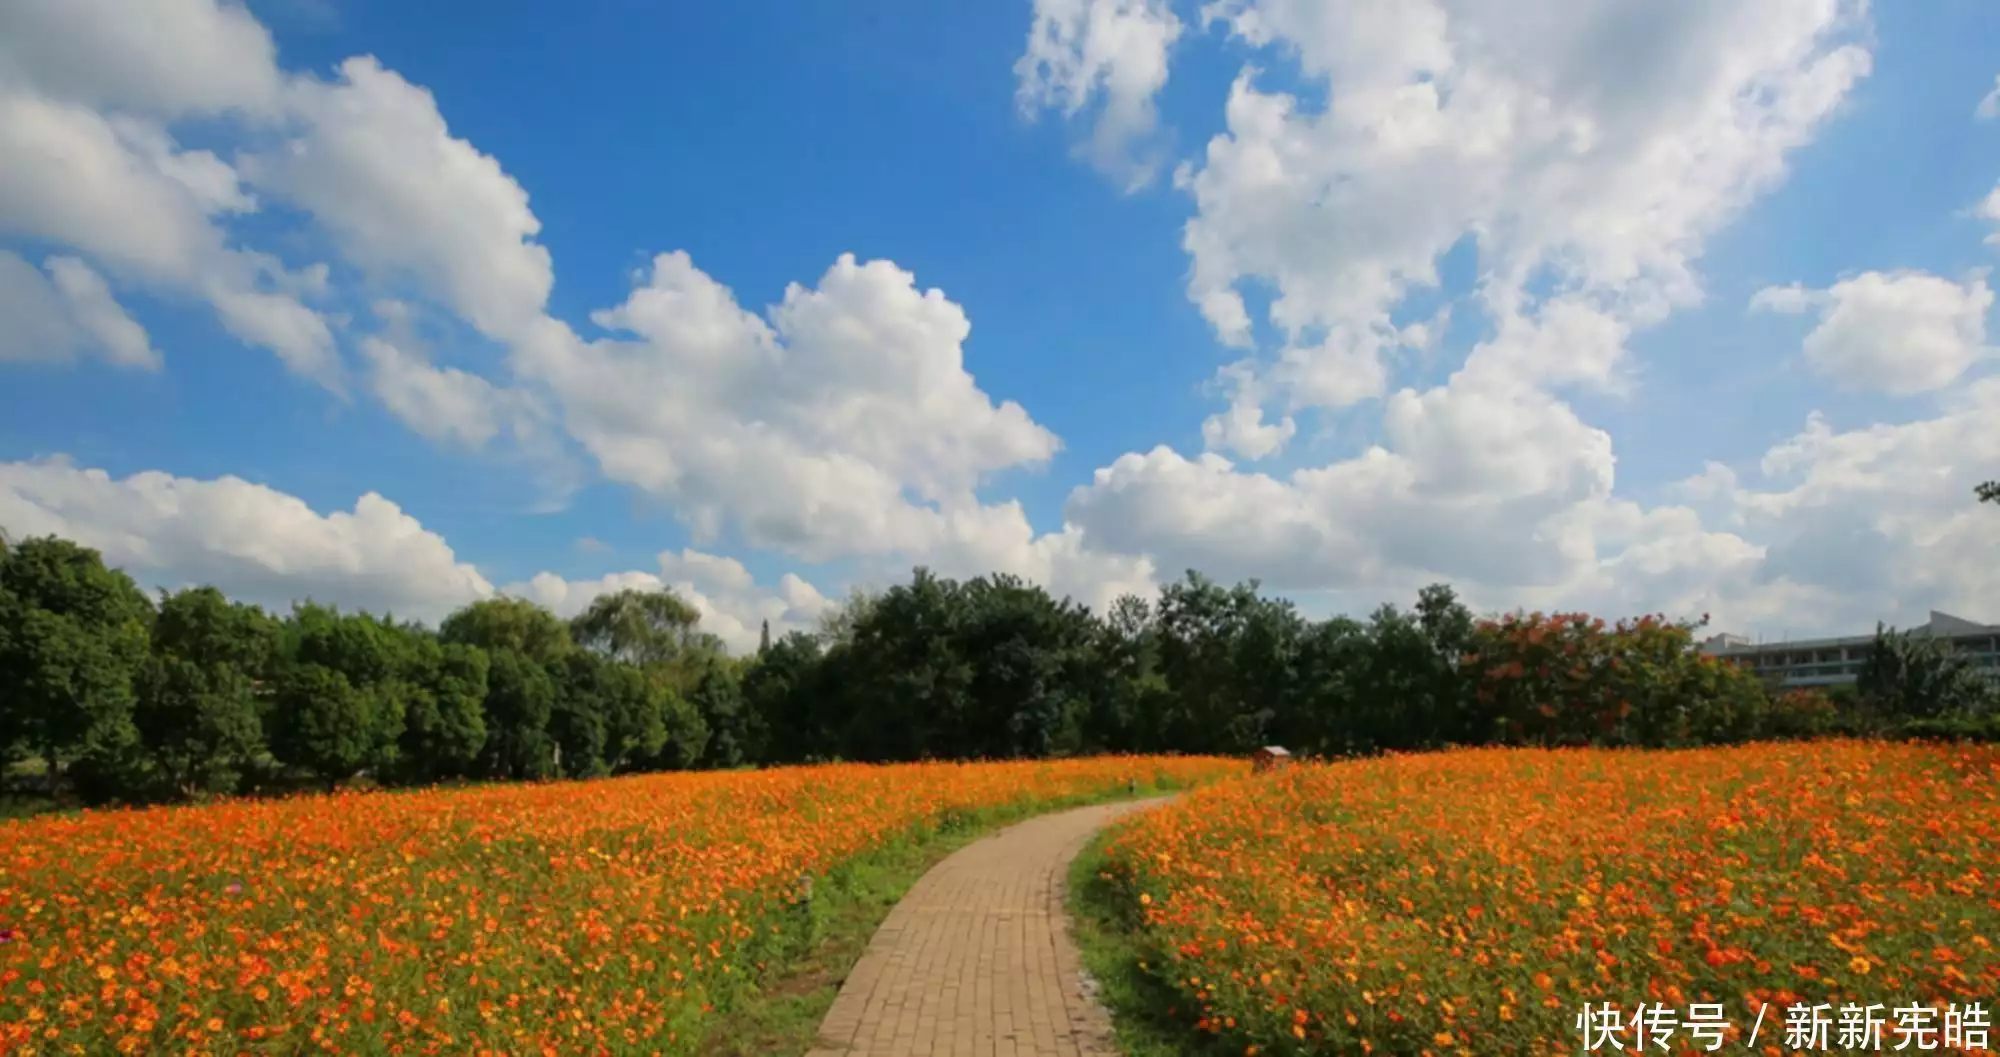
[804,797,1170,1057]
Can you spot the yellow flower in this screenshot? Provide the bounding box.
[1849,956,1871,975]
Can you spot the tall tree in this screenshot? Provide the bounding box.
[441,598,575,779]
[568,588,700,667]
[742,631,834,763]
[1979,480,1999,504]
[441,597,574,664]
[479,648,558,779]
[690,656,756,768]
[136,586,277,796]
[267,664,401,788]
[0,537,153,799]
[1858,623,1993,720]
[814,585,882,647]
[267,603,419,787]
[394,638,489,783]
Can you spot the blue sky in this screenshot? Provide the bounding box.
[2,0,1997,649]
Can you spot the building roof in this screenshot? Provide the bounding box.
[1257,746,1291,756]
[1702,610,1998,655]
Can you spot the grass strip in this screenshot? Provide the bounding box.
[1065,829,1244,1057]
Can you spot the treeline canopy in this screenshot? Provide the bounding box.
[1,533,1989,805]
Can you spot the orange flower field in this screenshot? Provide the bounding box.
[1095,742,2000,1056]
[0,756,1240,1055]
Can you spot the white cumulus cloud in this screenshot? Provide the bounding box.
[0,252,160,369]
[0,458,494,620]
[1016,0,1184,189]
[1752,270,1993,394]
[513,252,1062,562]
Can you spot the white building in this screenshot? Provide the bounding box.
[1699,611,2000,688]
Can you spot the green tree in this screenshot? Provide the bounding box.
[1858,623,1993,720]
[136,586,277,796]
[266,664,402,787]
[394,638,489,783]
[480,648,558,779]
[599,658,670,771]
[690,657,756,767]
[550,649,673,778]
[837,568,973,761]
[742,631,834,763]
[1079,594,1171,754]
[1976,480,1998,504]
[814,585,881,647]
[954,574,1096,759]
[0,537,153,800]
[1149,572,1302,755]
[568,588,701,667]
[441,597,573,664]
[268,603,420,787]
[549,651,611,778]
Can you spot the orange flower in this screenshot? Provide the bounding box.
[1094,741,2000,1055]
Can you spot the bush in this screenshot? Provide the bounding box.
[1464,612,1772,748]
[1895,712,2000,742]
[1758,687,1839,739]
[1858,623,1994,720]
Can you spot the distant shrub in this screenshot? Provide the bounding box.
[1896,712,2000,742]
[1759,688,1839,739]
[1464,611,1771,748]
[1858,623,1995,720]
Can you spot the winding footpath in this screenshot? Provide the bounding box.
[804,796,1171,1057]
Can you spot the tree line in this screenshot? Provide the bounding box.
[1,532,1994,807]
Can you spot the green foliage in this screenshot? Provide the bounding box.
[8,524,1991,808]
[1857,623,1995,719]
[549,649,674,778]
[0,536,153,801]
[1977,480,1998,504]
[549,653,611,779]
[742,631,833,764]
[1895,712,2000,741]
[691,659,755,768]
[394,639,490,783]
[440,597,574,664]
[136,587,276,795]
[568,587,701,667]
[479,648,558,780]
[266,663,401,786]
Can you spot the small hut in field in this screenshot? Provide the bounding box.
[1251,745,1293,773]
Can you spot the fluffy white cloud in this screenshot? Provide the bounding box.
[0,252,159,368]
[1690,379,2000,631]
[0,88,337,384]
[1016,0,1183,188]
[0,0,283,118]
[1201,362,1297,460]
[0,457,844,653]
[501,549,832,654]
[1013,0,1955,637]
[1978,73,2000,121]
[241,57,555,343]
[514,252,1061,561]
[360,337,518,448]
[1176,0,1869,423]
[0,458,494,620]
[1752,270,1993,394]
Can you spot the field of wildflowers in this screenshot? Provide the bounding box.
[1091,742,2000,1055]
[0,755,1239,1054]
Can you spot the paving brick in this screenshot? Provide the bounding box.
[805,797,1169,1057]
